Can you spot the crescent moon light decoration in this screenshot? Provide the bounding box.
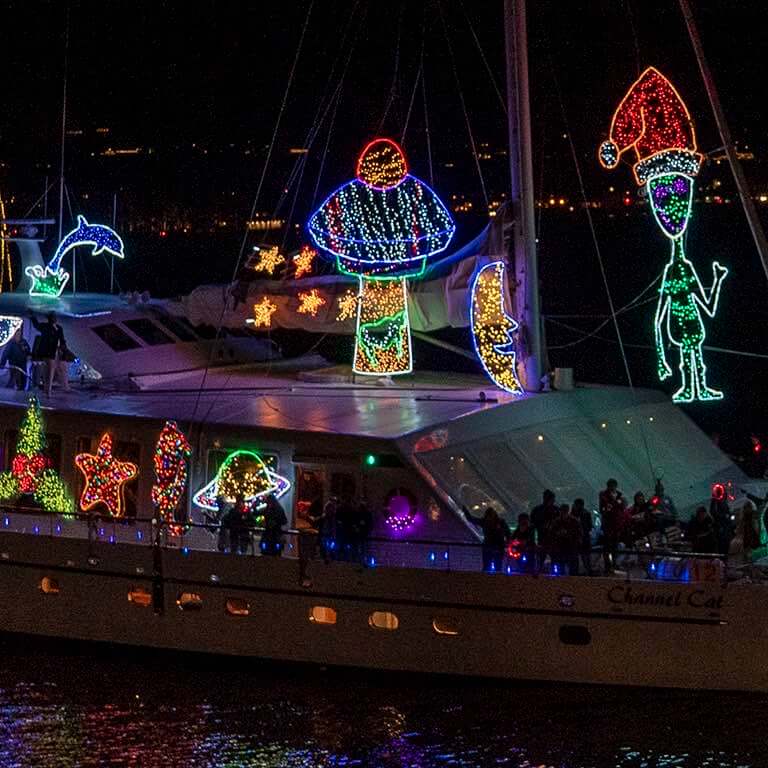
[470,261,524,395]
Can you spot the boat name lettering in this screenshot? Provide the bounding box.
[608,586,723,610]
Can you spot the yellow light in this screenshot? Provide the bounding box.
[297,289,327,317]
[251,246,285,275]
[354,280,411,374]
[537,434,544,442]
[601,422,607,428]
[293,245,316,279]
[248,296,278,328]
[336,289,358,322]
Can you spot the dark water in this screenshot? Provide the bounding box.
[0,641,763,768]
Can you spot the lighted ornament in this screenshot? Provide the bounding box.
[600,67,727,403]
[192,449,290,513]
[26,216,125,298]
[297,288,326,316]
[308,138,455,375]
[151,421,192,532]
[385,493,416,532]
[0,315,23,347]
[75,433,138,517]
[247,296,278,328]
[336,288,358,322]
[251,245,285,276]
[0,397,72,513]
[293,245,316,279]
[470,261,523,395]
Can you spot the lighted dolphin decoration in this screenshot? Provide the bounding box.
[470,261,524,394]
[26,215,125,297]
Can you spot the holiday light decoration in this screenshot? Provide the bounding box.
[600,67,727,403]
[26,216,125,298]
[470,261,524,395]
[385,494,416,532]
[297,288,327,316]
[247,296,278,328]
[192,449,290,513]
[293,245,316,279]
[309,138,455,375]
[336,288,358,322]
[75,433,138,517]
[0,397,72,513]
[0,191,13,292]
[251,245,285,276]
[151,421,192,532]
[0,315,23,347]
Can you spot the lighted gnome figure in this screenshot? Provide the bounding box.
[600,67,728,403]
[309,138,455,375]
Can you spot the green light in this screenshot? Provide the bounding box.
[365,454,377,467]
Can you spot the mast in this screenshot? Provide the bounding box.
[504,0,542,391]
[678,0,768,283]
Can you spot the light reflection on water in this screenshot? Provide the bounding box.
[0,643,763,768]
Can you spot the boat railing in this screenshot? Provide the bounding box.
[0,503,738,584]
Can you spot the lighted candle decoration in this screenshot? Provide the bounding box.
[309,138,455,375]
[599,67,728,403]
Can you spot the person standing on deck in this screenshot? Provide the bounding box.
[531,490,557,568]
[260,494,287,556]
[572,498,594,575]
[599,479,627,574]
[463,506,511,573]
[549,504,582,575]
[28,311,69,396]
[1,327,30,390]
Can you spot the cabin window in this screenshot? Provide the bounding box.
[154,314,197,342]
[92,323,141,352]
[432,618,459,636]
[559,625,591,646]
[309,606,337,625]
[115,441,141,518]
[128,587,152,607]
[225,598,250,617]
[368,611,399,631]
[122,318,174,347]
[177,592,203,611]
[40,577,60,594]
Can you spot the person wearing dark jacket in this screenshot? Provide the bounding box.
[530,489,557,569]
[463,506,511,573]
[549,504,582,575]
[1,328,30,390]
[29,311,69,395]
[509,512,536,571]
[687,505,718,553]
[260,494,287,556]
[572,498,594,575]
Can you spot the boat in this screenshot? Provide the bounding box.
[1,0,767,691]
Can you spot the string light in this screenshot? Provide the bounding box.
[308,138,455,375]
[0,191,13,292]
[293,245,316,279]
[335,289,358,322]
[151,421,191,532]
[297,288,326,316]
[75,433,138,518]
[470,261,524,395]
[0,316,23,347]
[247,296,278,328]
[601,67,727,403]
[250,245,285,275]
[0,397,72,513]
[192,449,290,513]
[26,215,125,298]
[385,492,416,532]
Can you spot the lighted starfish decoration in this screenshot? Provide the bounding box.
[297,288,326,317]
[336,289,358,322]
[293,245,317,279]
[251,245,285,275]
[75,433,138,518]
[246,296,278,328]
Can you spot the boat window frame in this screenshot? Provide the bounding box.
[91,322,143,352]
[121,318,175,347]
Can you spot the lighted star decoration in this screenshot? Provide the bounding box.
[293,245,317,279]
[75,433,138,518]
[251,245,285,275]
[246,296,278,328]
[297,288,326,317]
[336,289,358,322]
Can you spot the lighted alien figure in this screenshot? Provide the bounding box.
[600,67,729,403]
[649,173,728,402]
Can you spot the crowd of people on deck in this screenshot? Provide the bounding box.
[463,478,766,575]
[2,312,73,395]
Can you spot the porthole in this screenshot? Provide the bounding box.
[127,587,152,607]
[226,598,250,617]
[40,577,60,595]
[309,606,337,625]
[432,618,459,636]
[368,611,399,631]
[176,592,203,611]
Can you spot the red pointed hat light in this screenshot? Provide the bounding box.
[599,67,702,185]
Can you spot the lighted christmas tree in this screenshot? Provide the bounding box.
[0,397,73,514]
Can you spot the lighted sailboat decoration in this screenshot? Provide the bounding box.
[599,67,728,403]
[26,215,125,297]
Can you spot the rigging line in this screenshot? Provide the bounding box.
[400,58,423,147]
[189,0,315,429]
[624,0,642,77]
[377,0,405,135]
[421,37,434,187]
[21,178,59,219]
[458,0,507,115]
[437,0,488,208]
[280,152,309,252]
